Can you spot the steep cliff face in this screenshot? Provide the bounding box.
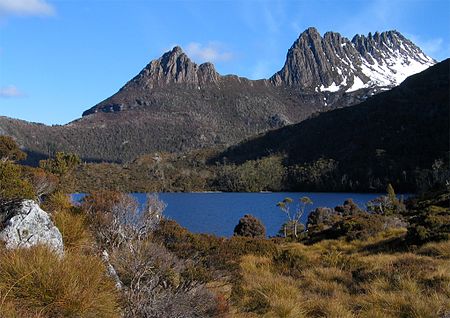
[125,46,220,88]
[271,28,435,93]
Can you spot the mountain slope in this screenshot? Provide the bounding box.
[215,59,449,191]
[0,28,436,164]
[271,28,435,93]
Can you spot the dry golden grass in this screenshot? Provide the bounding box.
[233,231,450,318]
[418,240,450,259]
[0,246,120,317]
[53,209,94,253]
[41,191,73,213]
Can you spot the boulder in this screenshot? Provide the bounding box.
[0,200,64,255]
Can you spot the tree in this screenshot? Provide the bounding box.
[234,214,266,238]
[367,183,405,215]
[0,136,26,162]
[39,152,80,176]
[276,196,313,238]
[39,152,80,192]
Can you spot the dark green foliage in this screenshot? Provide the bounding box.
[0,136,26,162]
[0,162,35,201]
[214,156,285,192]
[405,190,450,244]
[306,198,405,242]
[75,150,216,193]
[72,151,287,193]
[39,152,80,176]
[234,214,266,238]
[287,158,339,191]
[39,152,80,192]
[277,221,306,240]
[331,213,387,241]
[334,199,363,215]
[307,207,339,235]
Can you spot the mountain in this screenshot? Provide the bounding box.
[214,59,450,191]
[271,27,435,92]
[0,28,436,164]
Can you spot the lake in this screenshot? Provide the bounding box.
[72,192,385,237]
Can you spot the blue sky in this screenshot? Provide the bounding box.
[0,0,449,125]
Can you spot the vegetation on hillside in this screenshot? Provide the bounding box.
[0,116,449,317]
[215,59,450,193]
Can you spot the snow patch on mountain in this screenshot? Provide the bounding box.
[320,82,340,92]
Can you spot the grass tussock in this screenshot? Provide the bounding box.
[0,246,120,317]
[233,230,450,318]
[53,209,93,253]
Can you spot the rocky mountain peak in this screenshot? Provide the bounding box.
[271,27,435,93]
[123,46,220,90]
[270,27,362,90]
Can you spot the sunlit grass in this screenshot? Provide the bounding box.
[234,230,450,318]
[0,246,120,317]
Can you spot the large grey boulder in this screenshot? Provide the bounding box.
[0,200,64,255]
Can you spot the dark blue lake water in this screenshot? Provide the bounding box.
[72,192,384,237]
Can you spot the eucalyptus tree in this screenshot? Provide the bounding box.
[277,196,313,238]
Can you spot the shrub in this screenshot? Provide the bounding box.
[405,190,450,244]
[110,239,218,318]
[0,136,26,162]
[331,213,386,241]
[0,246,120,317]
[273,247,311,278]
[154,220,277,274]
[24,167,59,202]
[277,220,306,240]
[82,191,165,249]
[0,162,35,201]
[39,152,80,177]
[234,214,266,238]
[307,207,339,234]
[334,198,362,215]
[406,205,450,244]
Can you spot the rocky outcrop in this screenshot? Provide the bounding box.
[271,28,435,92]
[121,46,219,90]
[0,200,64,255]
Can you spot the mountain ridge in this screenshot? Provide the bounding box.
[83,28,434,116]
[0,28,438,164]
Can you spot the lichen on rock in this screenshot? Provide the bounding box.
[0,200,64,256]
